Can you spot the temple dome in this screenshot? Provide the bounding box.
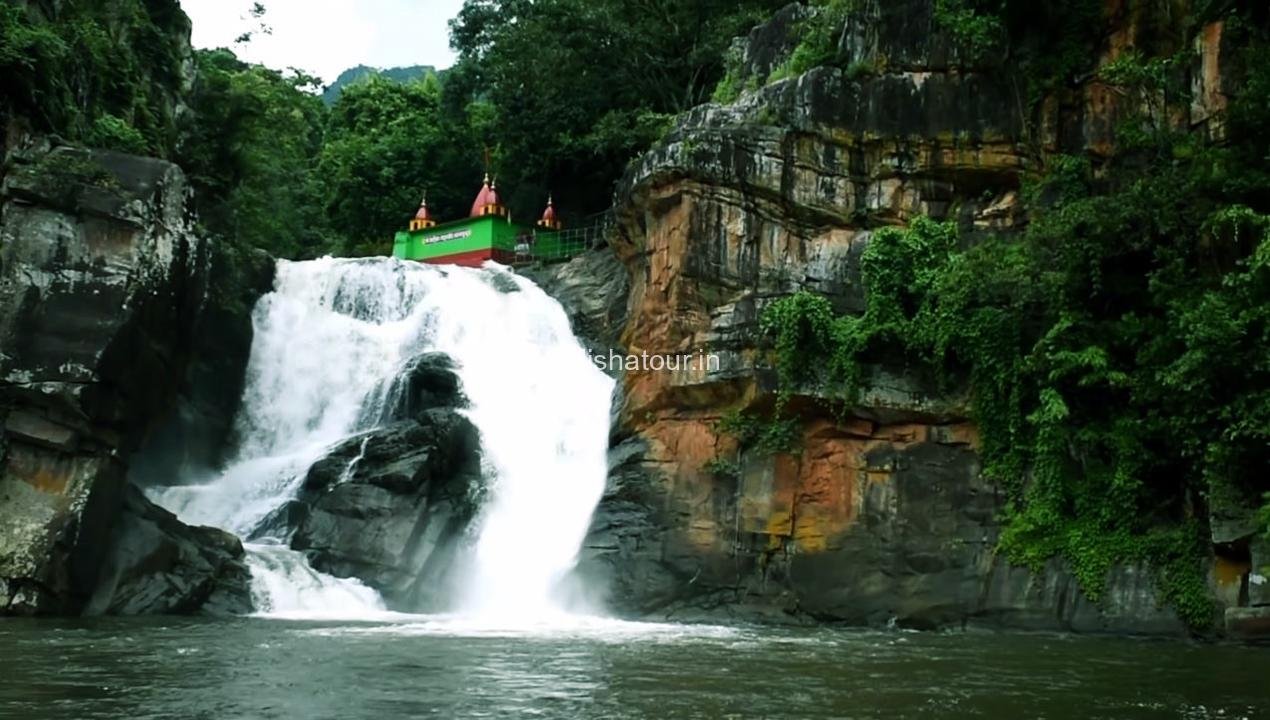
[469,174,505,217]
[414,199,432,221]
[409,193,435,230]
[537,195,561,229]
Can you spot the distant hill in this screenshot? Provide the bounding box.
[322,65,438,105]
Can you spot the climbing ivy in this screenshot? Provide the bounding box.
[703,456,742,481]
[767,0,857,83]
[711,45,749,103]
[704,409,799,483]
[85,114,150,155]
[717,409,801,455]
[759,217,962,412]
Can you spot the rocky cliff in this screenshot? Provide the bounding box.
[560,0,1266,637]
[0,139,271,615]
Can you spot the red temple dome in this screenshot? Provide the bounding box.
[469,175,491,216]
[537,194,561,229]
[469,174,506,217]
[409,193,435,230]
[414,199,431,221]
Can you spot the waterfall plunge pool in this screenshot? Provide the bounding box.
[1,616,1267,719]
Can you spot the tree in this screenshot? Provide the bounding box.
[0,0,190,157]
[179,49,329,258]
[317,75,484,256]
[446,0,788,219]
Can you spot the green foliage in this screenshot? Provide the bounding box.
[0,7,336,259]
[771,0,855,80]
[322,65,437,106]
[760,217,960,411]
[756,416,802,454]
[844,59,876,81]
[85,114,149,155]
[178,50,330,259]
[931,0,1105,105]
[711,74,742,104]
[933,0,1006,63]
[0,0,189,156]
[1098,50,1189,143]
[318,75,484,256]
[711,45,742,103]
[718,409,801,455]
[926,0,1115,118]
[448,0,788,217]
[757,34,1270,628]
[718,409,764,446]
[703,456,742,480]
[1098,50,1176,90]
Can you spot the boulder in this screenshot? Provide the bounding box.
[86,484,252,615]
[0,142,268,615]
[265,356,484,610]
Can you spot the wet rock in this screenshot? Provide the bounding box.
[0,143,268,615]
[1224,607,1270,641]
[278,359,483,609]
[575,437,681,612]
[0,444,127,614]
[86,485,253,615]
[521,249,629,360]
[356,352,466,426]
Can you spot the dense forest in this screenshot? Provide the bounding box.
[1,0,1268,629]
[1,0,789,257]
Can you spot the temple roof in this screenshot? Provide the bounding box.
[414,195,432,221]
[470,174,496,217]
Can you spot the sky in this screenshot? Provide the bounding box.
[179,0,466,86]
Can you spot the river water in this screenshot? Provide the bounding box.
[1,617,1266,719]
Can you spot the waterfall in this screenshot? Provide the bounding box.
[151,257,613,619]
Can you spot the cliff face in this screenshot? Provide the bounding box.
[567,0,1260,635]
[0,140,270,615]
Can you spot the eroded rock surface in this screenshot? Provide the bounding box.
[260,353,484,610]
[560,0,1250,636]
[0,142,266,615]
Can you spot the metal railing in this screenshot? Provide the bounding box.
[512,209,615,265]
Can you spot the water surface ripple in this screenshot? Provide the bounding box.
[2,617,1266,719]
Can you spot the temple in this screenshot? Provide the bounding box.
[391,176,576,267]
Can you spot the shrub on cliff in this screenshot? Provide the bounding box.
[0,0,189,157]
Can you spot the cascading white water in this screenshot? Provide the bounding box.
[151,256,613,620]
